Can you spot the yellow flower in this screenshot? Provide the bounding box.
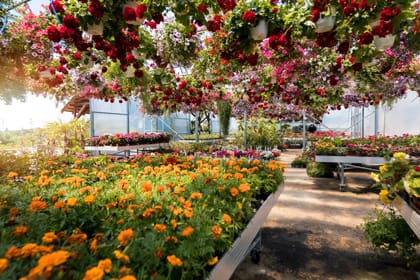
[181,226,194,237]
[379,165,388,174]
[83,266,104,280]
[114,250,130,263]
[207,256,218,266]
[393,152,406,160]
[98,258,112,273]
[379,189,394,204]
[370,172,380,182]
[167,255,183,267]
[0,258,9,273]
[118,229,134,247]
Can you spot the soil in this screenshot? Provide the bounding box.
[230,150,419,280]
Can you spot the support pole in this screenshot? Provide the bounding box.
[243,107,248,148]
[374,106,379,136]
[361,107,365,138]
[195,112,199,142]
[302,109,307,151]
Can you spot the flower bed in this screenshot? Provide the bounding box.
[0,155,284,279]
[88,132,172,146]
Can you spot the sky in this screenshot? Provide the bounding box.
[0,0,73,131]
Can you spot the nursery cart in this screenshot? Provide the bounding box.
[208,184,285,280]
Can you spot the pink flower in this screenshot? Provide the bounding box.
[242,10,256,24]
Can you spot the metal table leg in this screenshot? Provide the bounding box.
[338,163,345,191]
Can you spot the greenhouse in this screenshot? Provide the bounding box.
[0,0,419,279]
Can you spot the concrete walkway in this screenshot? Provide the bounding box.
[230,150,418,280]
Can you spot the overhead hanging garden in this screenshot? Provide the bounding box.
[1,0,419,118]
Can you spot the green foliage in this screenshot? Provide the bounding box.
[291,154,308,168]
[237,117,282,148]
[361,207,420,266]
[181,134,222,141]
[306,161,335,178]
[217,101,232,137]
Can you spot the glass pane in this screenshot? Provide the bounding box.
[92,113,128,136]
[90,99,127,114]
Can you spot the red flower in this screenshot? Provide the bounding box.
[126,53,135,64]
[88,0,105,18]
[146,21,157,29]
[380,6,401,21]
[352,62,363,72]
[247,53,259,66]
[359,31,373,46]
[136,4,147,18]
[63,14,80,29]
[269,34,289,50]
[47,26,62,42]
[373,21,393,37]
[123,6,137,22]
[242,10,256,24]
[329,74,338,86]
[343,6,355,17]
[73,52,82,60]
[49,0,65,14]
[311,9,321,22]
[415,166,420,172]
[59,25,76,39]
[217,0,237,11]
[152,12,164,24]
[197,4,208,13]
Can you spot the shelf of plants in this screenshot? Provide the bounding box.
[0,154,285,279]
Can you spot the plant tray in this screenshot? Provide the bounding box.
[207,184,285,280]
[394,196,420,239]
[84,143,170,152]
[315,155,385,165]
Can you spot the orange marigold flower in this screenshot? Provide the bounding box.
[207,256,218,266]
[234,173,243,180]
[118,179,129,190]
[37,250,70,268]
[212,226,222,239]
[189,173,197,180]
[190,192,202,199]
[54,201,66,209]
[37,175,52,186]
[30,200,47,212]
[7,172,18,179]
[230,187,239,197]
[171,219,177,230]
[98,258,112,273]
[0,258,9,273]
[74,160,82,165]
[156,186,165,193]
[42,232,58,244]
[12,226,28,237]
[184,209,193,219]
[155,249,165,259]
[40,170,49,176]
[67,233,87,244]
[181,226,194,237]
[172,208,183,215]
[165,236,178,243]
[9,207,19,216]
[223,214,232,224]
[154,224,167,233]
[167,255,183,267]
[84,195,96,205]
[118,229,134,247]
[23,175,33,181]
[67,197,78,207]
[141,181,153,192]
[90,239,98,252]
[120,275,136,280]
[114,250,130,263]
[83,266,104,280]
[239,183,250,193]
[223,173,232,180]
[57,190,66,196]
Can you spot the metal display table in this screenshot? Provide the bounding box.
[315,155,386,191]
[208,184,285,280]
[84,143,170,156]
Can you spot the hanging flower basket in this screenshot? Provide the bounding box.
[373,34,396,51]
[86,22,103,36]
[250,19,268,41]
[315,6,336,33]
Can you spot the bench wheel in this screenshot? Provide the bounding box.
[250,249,260,264]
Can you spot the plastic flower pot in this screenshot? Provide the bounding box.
[315,16,335,33]
[250,20,268,41]
[374,34,396,51]
[86,22,103,36]
[39,70,53,78]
